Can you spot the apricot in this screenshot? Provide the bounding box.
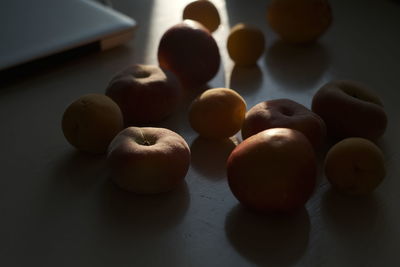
[183,0,221,33]
[267,0,332,44]
[189,88,247,139]
[324,137,386,195]
[62,94,124,154]
[227,23,265,66]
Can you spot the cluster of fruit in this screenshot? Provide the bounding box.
[227,80,387,213]
[61,0,388,214]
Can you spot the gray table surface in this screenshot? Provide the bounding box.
[1,0,400,266]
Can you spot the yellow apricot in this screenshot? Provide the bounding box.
[227,23,265,66]
[183,0,221,32]
[267,0,332,43]
[62,94,123,154]
[189,88,247,139]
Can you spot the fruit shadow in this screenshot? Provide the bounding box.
[225,204,310,267]
[99,179,190,237]
[265,40,331,90]
[375,137,393,160]
[315,135,337,169]
[20,149,109,232]
[229,64,263,96]
[321,189,382,241]
[182,83,211,101]
[50,149,108,192]
[190,136,238,181]
[155,83,211,134]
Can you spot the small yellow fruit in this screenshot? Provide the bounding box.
[189,88,247,139]
[324,137,385,195]
[183,0,221,33]
[62,94,124,154]
[267,0,332,44]
[227,23,265,66]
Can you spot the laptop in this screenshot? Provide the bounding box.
[0,0,136,71]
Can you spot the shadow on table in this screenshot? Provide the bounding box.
[266,40,331,90]
[321,188,381,236]
[154,83,211,134]
[229,65,263,96]
[51,149,108,193]
[99,179,190,236]
[190,136,237,181]
[225,204,310,267]
[319,188,392,258]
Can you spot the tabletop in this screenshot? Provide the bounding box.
[1,0,400,266]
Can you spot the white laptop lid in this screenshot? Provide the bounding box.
[0,0,136,71]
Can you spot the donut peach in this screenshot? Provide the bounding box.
[312,80,387,141]
[108,127,191,194]
[105,64,182,126]
[241,99,326,149]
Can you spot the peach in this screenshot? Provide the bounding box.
[227,23,265,66]
[241,98,326,149]
[312,80,387,141]
[158,20,220,86]
[183,0,221,33]
[105,64,182,126]
[107,127,191,194]
[189,88,247,139]
[324,137,385,195]
[227,128,317,213]
[62,94,124,154]
[267,0,332,43]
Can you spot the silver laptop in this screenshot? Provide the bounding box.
[0,0,136,71]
